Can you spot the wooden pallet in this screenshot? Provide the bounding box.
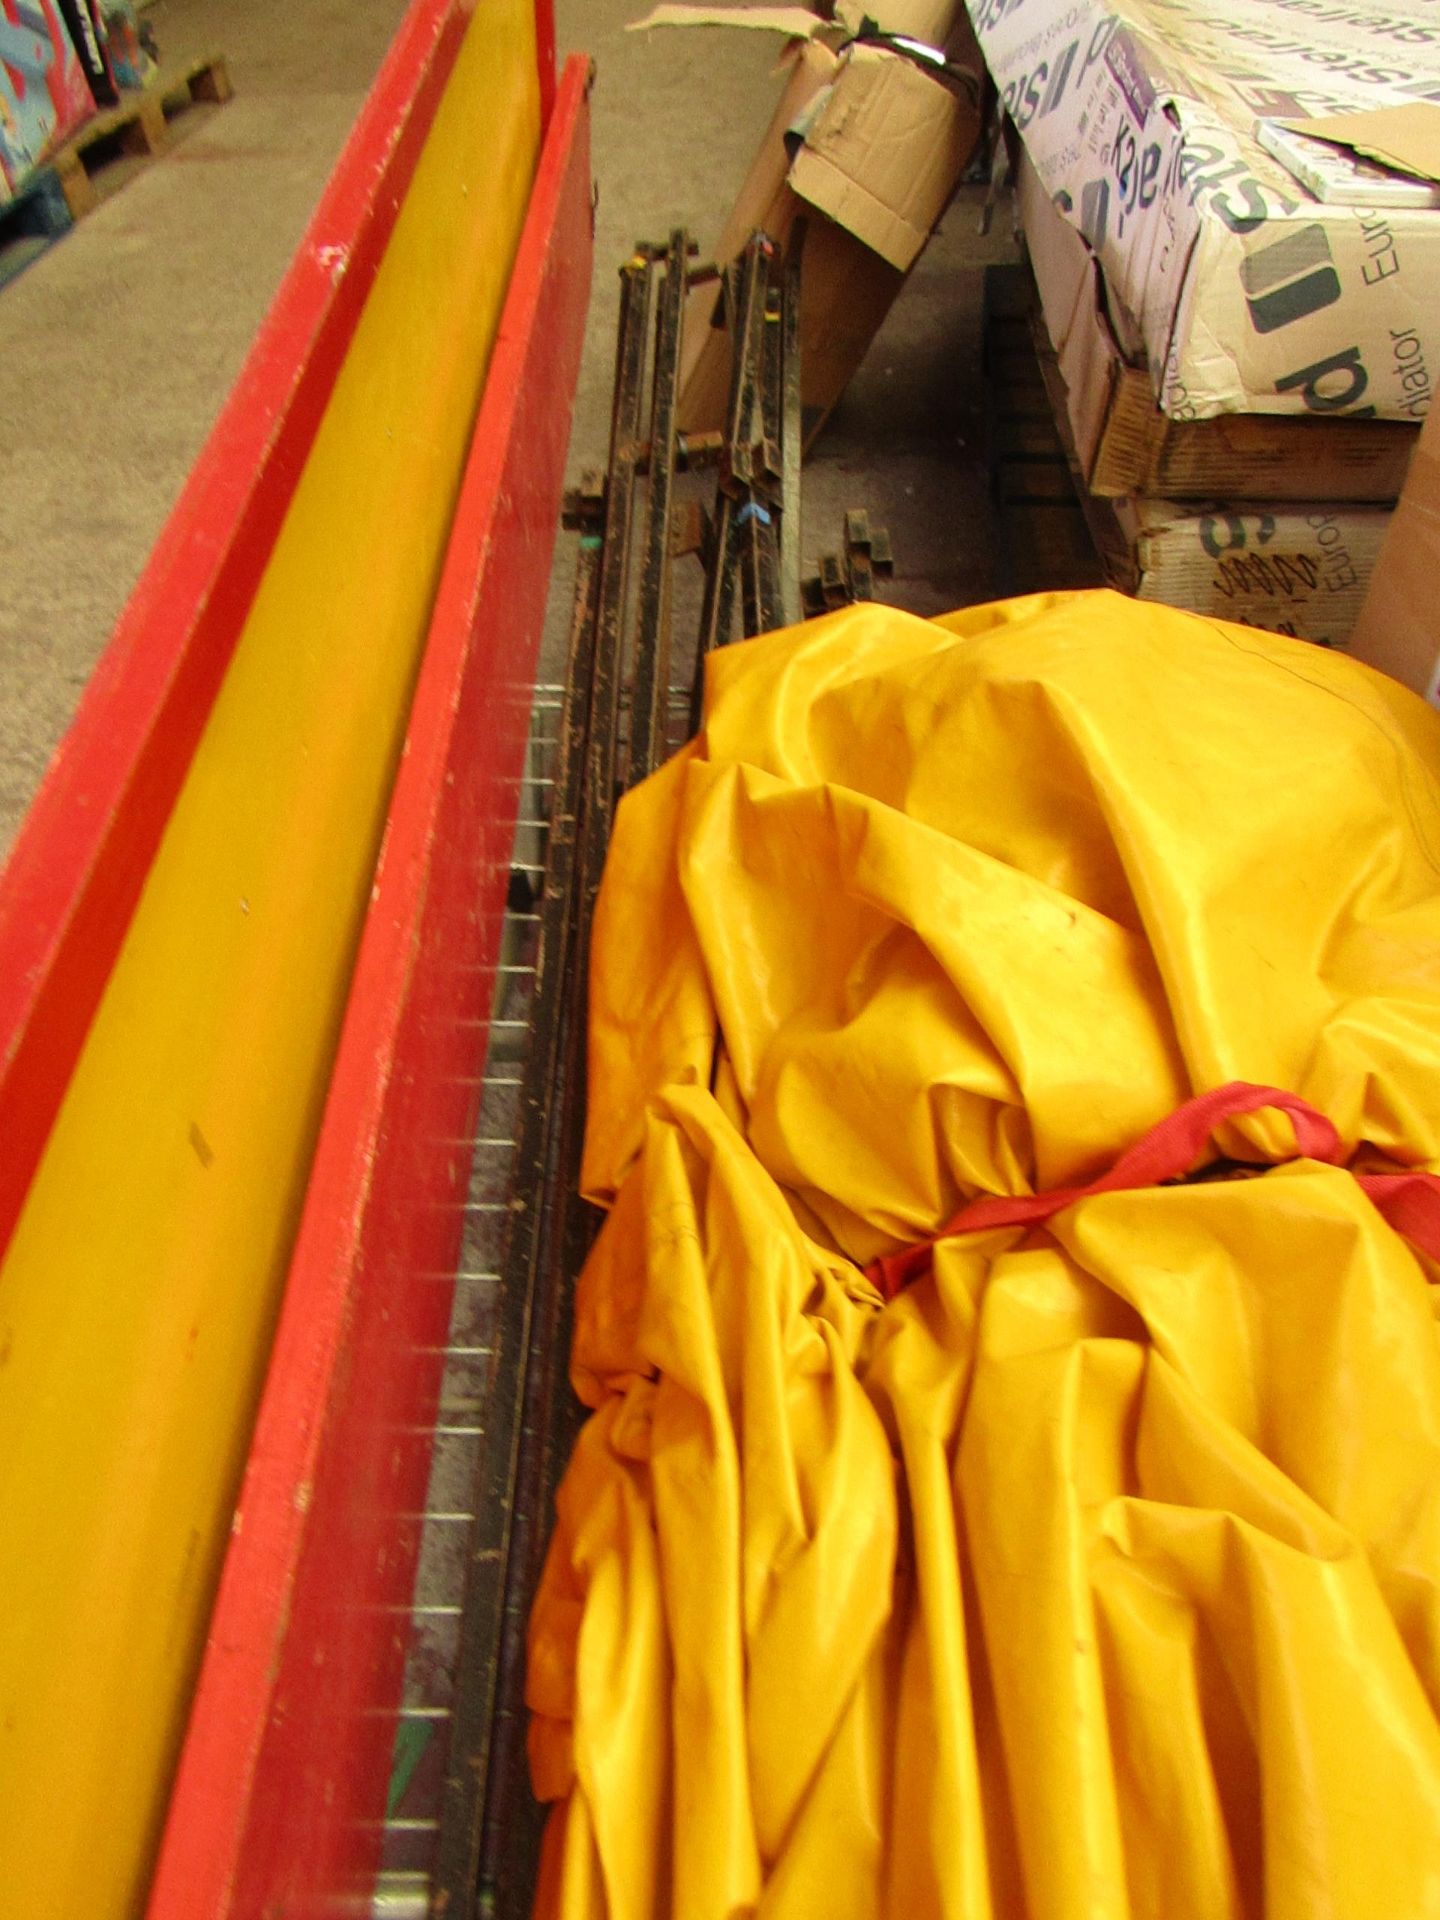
[52,53,233,219]
[0,54,232,287]
[982,261,1109,597]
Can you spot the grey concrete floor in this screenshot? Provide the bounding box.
[0,0,413,854]
[0,0,1017,859]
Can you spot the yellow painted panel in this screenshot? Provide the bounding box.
[0,4,539,1913]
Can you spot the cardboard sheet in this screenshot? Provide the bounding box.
[1292,104,1440,187]
[1349,399,1440,701]
[629,4,821,33]
[630,1,969,49]
[1095,494,1390,645]
[787,45,972,269]
[627,5,827,34]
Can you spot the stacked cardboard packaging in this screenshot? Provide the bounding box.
[971,0,1440,649]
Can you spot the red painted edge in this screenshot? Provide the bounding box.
[0,0,475,1269]
[536,0,557,124]
[144,58,593,1920]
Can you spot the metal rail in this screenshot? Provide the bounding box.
[780,221,806,628]
[630,230,687,786]
[430,242,655,1919]
[429,540,603,1914]
[390,218,815,1920]
[689,229,804,728]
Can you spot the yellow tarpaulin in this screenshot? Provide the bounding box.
[527,590,1440,1918]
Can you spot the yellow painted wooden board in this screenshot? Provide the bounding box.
[0,5,539,1914]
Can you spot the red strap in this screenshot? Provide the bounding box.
[867,1081,1440,1300]
[1357,1171,1440,1256]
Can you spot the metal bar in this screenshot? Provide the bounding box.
[430,521,604,1915]
[779,219,806,628]
[474,536,622,1912]
[737,501,781,638]
[721,242,768,495]
[716,233,783,644]
[469,297,636,1918]
[629,228,687,786]
[597,252,656,742]
[677,428,725,471]
[691,491,736,733]
[715,260,746,488]
[441,247,652,1920]
[757,267,784,504]
[433,220,821,1920]
[615,427,723,475]
[594,251,655,808]
[820,550,848,607]
[692,240,772,728]
[472,912,596,1920]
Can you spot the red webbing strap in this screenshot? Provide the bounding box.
[1355,1170,1440,1256]
[867,1081,1440,1300]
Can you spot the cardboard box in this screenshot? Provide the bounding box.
[1018,149,1419,501]
[0,0,95,200]
[634,2,971,50]
[788,46,974,265]
[679,38,978,434]
[1348,398,1440,700]
[1083,493,1390,644]
[1012,252,1393,645]
[968,0,1440,424]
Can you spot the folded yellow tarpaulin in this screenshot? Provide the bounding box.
[526,589,1440,1919]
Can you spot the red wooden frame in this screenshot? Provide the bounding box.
[144,55,592,1920]
[0,0,476,1270]
[536,0,557,123]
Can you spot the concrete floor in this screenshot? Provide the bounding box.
[0,0,1019,858]
[0,0,417,853]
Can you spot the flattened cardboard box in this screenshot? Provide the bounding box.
[1018,149,1419,499]
[969,0,1440,423]
[678,40,978,432]
[1087,495,1390,644]
[1349,394,1440,700]
[632,2,974,50]
[787,46,973,269]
